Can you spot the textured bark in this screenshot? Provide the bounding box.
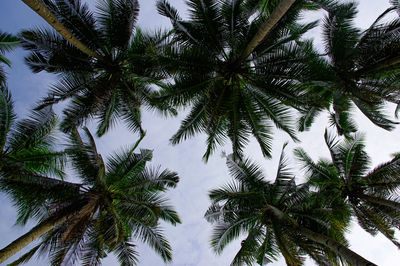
[298,227,377,266]
[21,0,101,59]
[0,214,71,263]
[240,0,296,60]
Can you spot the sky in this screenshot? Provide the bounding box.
[0,0,400,265]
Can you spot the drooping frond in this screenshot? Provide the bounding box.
[0,84,15,151]
[8,107,57,152]
[0,31,19,82]
[0,31,20,54]
[131,223,173,262]
[96,0,139,50]
[113,239,139,266]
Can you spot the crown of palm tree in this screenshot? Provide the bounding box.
[0,85,65,212]
[20,0,176,137]
[300,1,400,137]
[1,127,181,265]
[205,145,375,265]
[155,0,319,161]
[295,130,400,249]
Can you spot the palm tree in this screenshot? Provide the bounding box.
[20,0,100,59]
[353,0,400,75]
[0,31,19,83]
[20,0,175,137]
[0,127,181,265]
[155,0,318,161]
[205,145,376,265]
[300,1,400,137]
[0,84,65,196]
[0,84,66,263]
[295,130,400,249]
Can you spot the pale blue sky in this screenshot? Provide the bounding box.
[1,1,400,265]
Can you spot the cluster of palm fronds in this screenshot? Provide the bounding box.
[0,86,180,265]
[0,0,400,265]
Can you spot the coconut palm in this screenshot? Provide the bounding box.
[0,127,181,265]
[205,145,376,265]
[20,0,99,59]
[20,0,175,137]
[0,83,66,263]
[295,130,400,249]
[155,0,318,161]
[300,1,400,137]
[0,31,19,83]
[0,84,65,194]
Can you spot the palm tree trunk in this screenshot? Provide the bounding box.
[0,213,72,264]
[240,0,296,60]
[297,226,377,266]
[357,193,400,210]
[20,0,101,60]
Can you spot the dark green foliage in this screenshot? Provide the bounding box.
[302,1,400,136]
[205,145,353,265]
[7,128,181,265]
[0,31,19,83]
[0,84,66,226]
[156,0,318,161]
[296,130,400,248]
[21,0,176,137]
[4,0,400,264]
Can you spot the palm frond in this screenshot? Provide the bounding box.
[231,224,263,265]
[96,0,139,50]
[225,154,265,189]
[8,108,57,152]
[0,84,15,151]
[113,239,139,266]
[21,28,92,73]
[169,99,206,145]
[0,31,19,54]
[210,217,256,254]
[132,224,173,262]
[106,147,152,186]
[352,98,398,131]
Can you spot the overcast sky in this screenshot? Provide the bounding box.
[1,0,400,265]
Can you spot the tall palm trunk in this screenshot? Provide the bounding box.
[20,0,101,59]
[297,226,377,266]
[240,0,296,60]
[357,193,400,210]
[0,213,73,263]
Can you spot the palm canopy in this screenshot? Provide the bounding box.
[205,145,375,265]
[155,0,318,161]
[295,130,400,249]
[0,85,65,209]
[0,127,181,265]
[0,31,19,83]
[20,0,176,137]
[300,1,400,137]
